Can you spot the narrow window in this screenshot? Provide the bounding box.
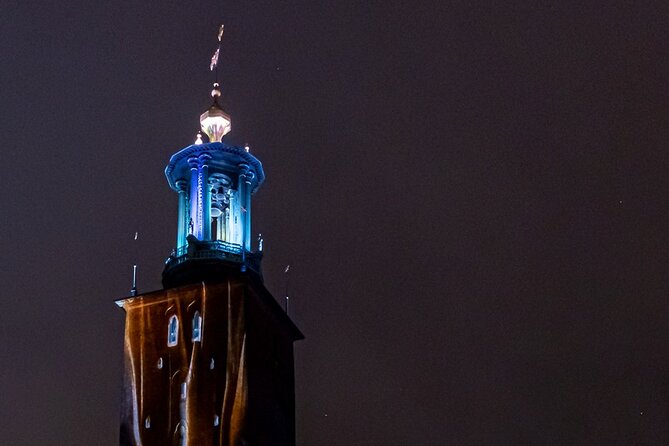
[157,357,163,370]
[209,358,215,370]
[181,382,187,400]
[192,311,202,342]
[167,315,179,347]
[214,415,220,426]
[145,417,151,429]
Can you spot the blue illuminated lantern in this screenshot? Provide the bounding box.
[163,83,265,286]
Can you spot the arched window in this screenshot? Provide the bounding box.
[174,421,188,441]
[167,315,179,347]
[192,311,202,342]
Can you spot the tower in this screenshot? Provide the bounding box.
[116,27,303,446]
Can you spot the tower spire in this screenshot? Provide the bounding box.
[201,24,231,142]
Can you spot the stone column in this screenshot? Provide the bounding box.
[199,154,212,241]
[244,171,254,251]
[188,157,200,239]
[226,191,234,243]
[238,164,249,251]
[222,207,228,242]
[175,180,188,249]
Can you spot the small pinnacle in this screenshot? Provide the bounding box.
[195,133,203,145]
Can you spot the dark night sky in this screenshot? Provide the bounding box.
[1,1,668,444]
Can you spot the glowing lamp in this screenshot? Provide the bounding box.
[200,83,231,142]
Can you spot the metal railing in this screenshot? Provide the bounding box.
[166,240,243,269]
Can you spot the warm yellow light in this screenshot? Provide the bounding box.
[200,109,231,142]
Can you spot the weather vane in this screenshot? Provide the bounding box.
[209,24,225,80]
[199,23,232,143]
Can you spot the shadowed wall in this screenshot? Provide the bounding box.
[119,279,301,446]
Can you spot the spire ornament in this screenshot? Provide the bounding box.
[200,25,231,142]
[210,25,224,72]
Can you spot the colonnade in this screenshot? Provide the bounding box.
[175,154,253,253]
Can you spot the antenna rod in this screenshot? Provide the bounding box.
[284,265,290,313]
[130,231,138,296]
[130,264,138,296]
